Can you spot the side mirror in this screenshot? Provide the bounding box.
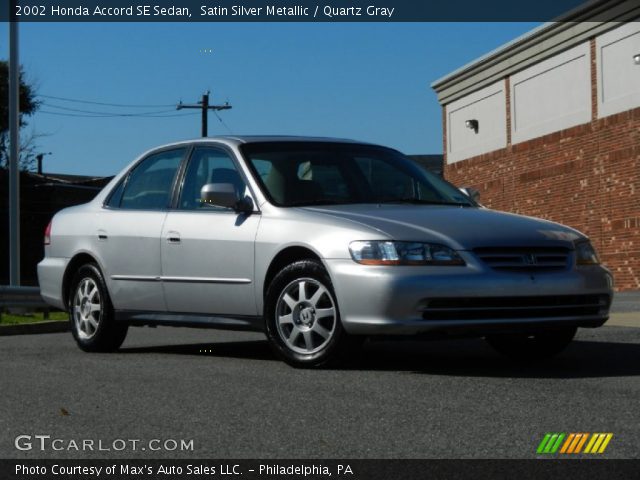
[200,183,253,213]
[459,186,480,203]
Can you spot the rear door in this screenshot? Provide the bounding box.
[160,146,260,316]
[98,147,186,312]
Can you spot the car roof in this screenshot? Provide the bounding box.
[152,135,375,150]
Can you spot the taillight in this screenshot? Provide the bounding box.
[44,221,52,245]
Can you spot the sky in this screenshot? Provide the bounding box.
[0,22,539,176]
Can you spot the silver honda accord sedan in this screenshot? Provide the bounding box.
[38,136,613,367]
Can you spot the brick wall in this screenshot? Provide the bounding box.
[444,106,640,291]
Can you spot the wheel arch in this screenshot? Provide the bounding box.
[62,252,103,309]
[261,245,358,367]
[263,246,324,302]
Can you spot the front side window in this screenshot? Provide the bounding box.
[241,142,474,207]
[119,148,185,210]
[179,147,247,210]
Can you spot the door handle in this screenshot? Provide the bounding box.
[167,231,181,244]
[97,230,108,240]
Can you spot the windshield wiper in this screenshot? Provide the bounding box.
[378,198,472,207]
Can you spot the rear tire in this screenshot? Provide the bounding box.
[265,259,361,368]
[68,263,128,352]
[485,327,577,361]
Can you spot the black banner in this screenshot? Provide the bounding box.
[3,460,640,480]
[2,0,610,22]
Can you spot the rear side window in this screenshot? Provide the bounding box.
[119,149,185,210]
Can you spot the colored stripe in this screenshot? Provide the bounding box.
[567,434,582,454]
[591,433,606,453]
[584,433,599,453]
[537,434,552,454]
[544,434,559,454]
[574,433,589,453]
[598,434,613,453]
[560,433,575,454]
[550,433,566,453]
[539,431,613,455]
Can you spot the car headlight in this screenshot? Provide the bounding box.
[349,241,465,266]
[575,241,600,265]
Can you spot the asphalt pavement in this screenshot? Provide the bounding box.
[2,320,639,459]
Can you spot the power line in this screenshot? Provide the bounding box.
[40,110,112,118]
[39,94,174,108]
[42,102,181,117]
[212,109,233,135]
[38,93,233,131]
[134,111,201,118]
[39,109,199,118]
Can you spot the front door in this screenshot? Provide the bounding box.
[160,146,260,316]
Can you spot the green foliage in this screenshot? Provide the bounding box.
[0,311,67,325]
[0,60,40,169]
[0,60,38,132]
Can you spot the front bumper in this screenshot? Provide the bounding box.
[326,258,613,336]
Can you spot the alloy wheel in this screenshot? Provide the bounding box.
[275,277,337,355]
[73,277,102,340]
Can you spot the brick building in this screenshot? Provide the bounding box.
[431,0,640,291]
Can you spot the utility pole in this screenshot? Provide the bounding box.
[176,91,232,137]
[9,17,20,286]
[36,152,52,175]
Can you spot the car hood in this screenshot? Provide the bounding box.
[301,204,584,250]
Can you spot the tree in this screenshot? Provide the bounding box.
[0,60,40,169]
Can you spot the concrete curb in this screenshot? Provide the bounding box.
[611,291,640,314]
[0,320,69,336]
[606,312,640,328]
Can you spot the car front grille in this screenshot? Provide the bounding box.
[474,247,570,270]
[421,295,610,321]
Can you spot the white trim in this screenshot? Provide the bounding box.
[510,42,591,144]
[596,21,640,118]
[446,80,507,164]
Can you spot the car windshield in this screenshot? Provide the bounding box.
[241,142,475,208]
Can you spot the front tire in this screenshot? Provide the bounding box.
[69,263,128,352]
[265,259,359,368]
[485,327,577,361]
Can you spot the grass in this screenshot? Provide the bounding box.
[0,311,68,326]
